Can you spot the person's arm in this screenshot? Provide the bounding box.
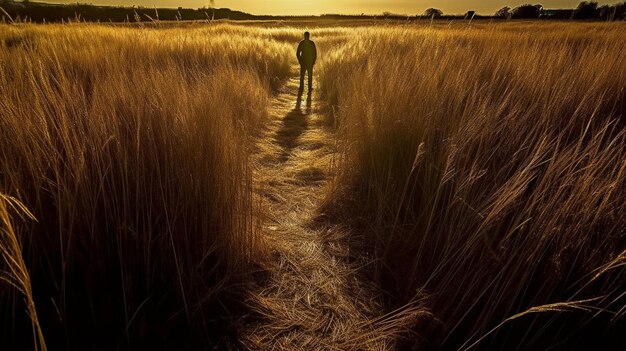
[296,42,303,64]
[312,42,317,65]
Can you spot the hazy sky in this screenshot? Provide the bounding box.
[57,0,612,15]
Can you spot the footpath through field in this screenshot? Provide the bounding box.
[241,70,415,350]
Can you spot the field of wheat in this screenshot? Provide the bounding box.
[1,21,625,350]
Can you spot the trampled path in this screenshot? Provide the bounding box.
[241,70,420,350]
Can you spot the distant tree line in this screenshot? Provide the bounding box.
[0,1,266,22]
[1,0,625,23]
[424,1,625,20]
[492,2,626,20]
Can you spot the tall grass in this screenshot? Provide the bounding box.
[3,20,625,350]
[0,194,46,351]
[319,22,626,349]
[0,23,291,349]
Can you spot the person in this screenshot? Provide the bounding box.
[296,32,317,94]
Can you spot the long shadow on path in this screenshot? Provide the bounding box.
[274,92,312,163]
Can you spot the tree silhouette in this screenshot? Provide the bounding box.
[598,3,626,20]
[573,1,599,19]
[423,8,443,18]
[510,4,542,18]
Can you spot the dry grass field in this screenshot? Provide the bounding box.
[0,24,292,349]
[318,22,626,350]
[1,20,625,350]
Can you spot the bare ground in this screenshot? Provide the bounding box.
[241,70,424,351]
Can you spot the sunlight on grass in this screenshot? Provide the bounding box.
[1,20,625,350]
[319,21,626,350]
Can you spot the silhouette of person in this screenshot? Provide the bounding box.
[297,32,317,94]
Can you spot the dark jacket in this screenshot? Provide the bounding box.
[297,39,317,67]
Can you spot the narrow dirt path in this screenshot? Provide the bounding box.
[241,71,418,350]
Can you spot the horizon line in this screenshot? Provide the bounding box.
[8,0,586,17]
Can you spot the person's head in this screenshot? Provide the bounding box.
[304,32,310,40]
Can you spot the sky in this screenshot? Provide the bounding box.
[54,0,613,15]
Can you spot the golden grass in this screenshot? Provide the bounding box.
[242,74,428,351]
[1,20,625,350]
[0,23,294,348]
[0,194,46,351]
[318,21,626,349]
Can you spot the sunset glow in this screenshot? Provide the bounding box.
[50,0,615,15]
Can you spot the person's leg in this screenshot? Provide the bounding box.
[308,66,313,92]
[299,65,305,92]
